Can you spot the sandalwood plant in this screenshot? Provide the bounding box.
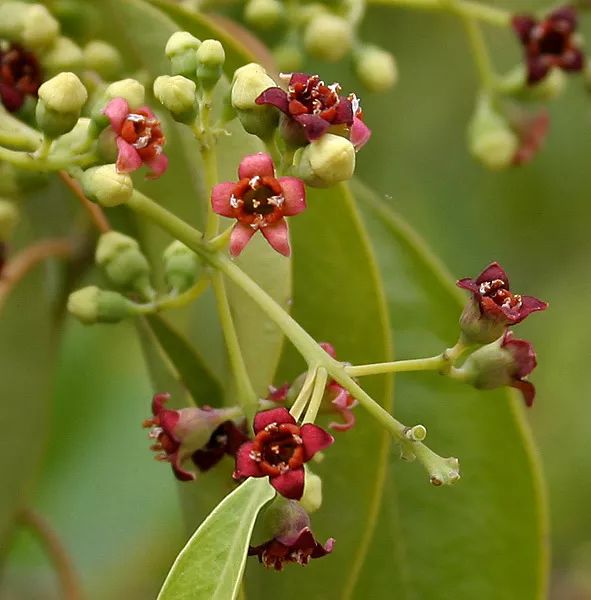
[1,0,586,598]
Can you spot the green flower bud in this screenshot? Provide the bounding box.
[83,41,124,80]
[21,4,59,49]
[153,75,197,124]
[36,72,88,137]
[41,37,84,75]
[95,231,152,295]
[468,96,518,171]
[304,14,353,63]
[244,0,284,29]
[0,2,28,40]
[163,240,200,293]
[273,43,303,73]
[0,199,19,240]
[165,31,201,79]
[293,134,356,187]
[300,469,323,513]
[354,45,398,93]
[298,3,328,25]
[231,63,279,139]
[195,39,225,89]
[67,286,137,325]
[81,164,133,207]
[459,338,515,390]
[105,78,145,106]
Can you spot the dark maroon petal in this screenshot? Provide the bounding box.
[548,6,577,32]
[332,97,354,125]
[560,48,585,72]
[222,421,250,456]
[456,277,479,293]
[271,468,305,500]
[171,452,196,481]
[526,57,551,85]
[312,537,335,558]
[319,342,337,358]
[480,296,512,322]
[234,442,264,478]
[255,87,289,113]
[512,15,537,44]
[0,83,24,112]
[502,332,537,377]
[293,114,331,141]
[253,407,295,433]
[192,446,225,471]
[516,295,549,322]
[511,379,536,407]
[151,392,171,415]
[475,262,509,287]
[289,72,312,86]
[158,409,181,439]
[300,423,334,460]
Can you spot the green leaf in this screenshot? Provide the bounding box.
[157,478,275,600]
[146,314,223,406]
[351,179,547,599]
[247,183,394,596]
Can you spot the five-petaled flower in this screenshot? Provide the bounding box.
[249,499,334,571]
[256,72,371,149]
[234,407,334,500]
[103,97,168,178]
[211,152,306,257]
[512,7,584,85]
[143,392,244,481]
[0,43,42,112]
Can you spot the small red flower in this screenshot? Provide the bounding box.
[0,43,42,112]
[103,97,168,179]
[143,393,244,481]
[457,262,548,326]
[211,152,306,257]
[501,331,537,407]
[256,73,370,149]
[234,407,333,500]
[512,7,584,85]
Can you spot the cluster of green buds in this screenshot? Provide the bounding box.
[67,231,202,325]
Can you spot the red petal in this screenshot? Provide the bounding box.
[511,15,537,44]
[475,262,509,287]
[253,407,294,433]
[115,137,142,173]
[234,442,264,478]
[511,379,536,407]
[170,452,196,481]
[261,219,290,257]
[271,468,305,500]
[103,97,130,133]
[300,423,334,460]
[146,153,168,179]
[255,87,290,113]
[350,117,371,150]
[211,182,236,217]
[230,223,256,257]
[278,177,306,216]
[294,114,331,141]
[238,152,275,179]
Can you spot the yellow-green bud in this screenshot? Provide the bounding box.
[95,231,152,295]
[105,79,145,107]
[0,200,19,240]
[165,31,201,79]
[0,2,28,40]
[36,72,88,137]
[244,0,284,29]
[163,240,200,293]
[42,37,84,75]
[83,41,124,80]
[81,165,133,207]
[304,14,352,63]
[195,39,225,89]
[300,469,323,513]
[354,46,398,93]
[21,4,59,49]
[273,44,303,73]
[293,134,356,187]
[298,3,328,25]
[231,63,279,139]
[67,286,137,325]
[153,75,197,124]
[468,97,518,171]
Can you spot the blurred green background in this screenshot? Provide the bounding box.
[1,1,590,598]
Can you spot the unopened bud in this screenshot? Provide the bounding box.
[81,164,133,207]
[95,231,152,296]
[231,63,279,138]
[105,78,145,106]
[304,14,353,63]
[0,2,28,40]
[163,240,200,293]
[153,75,197,123]
[83,41,124,80]
[300,469,323,513]
[0,200,19,240]
[68,286,137,324]
[354,46,398,93]
[244,0,284,29]
[195,39,225,89]
[293,134,356,187]
[41,37,84,75]
[52,117,93,154]
[36,72,88,137]
[468,96,518,171]
[21,4,59,49]
[165,31,201,79]
[273,44,303,73]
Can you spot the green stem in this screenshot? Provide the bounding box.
[135,277,210,313]
[303,367,328,424]
[460,13,496,91]
[211,269,259,420]
[346,354,446,377]
[0,145,96,171]
[290,368,318,421]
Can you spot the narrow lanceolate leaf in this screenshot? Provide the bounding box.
[157,478,275,600]
[352,180,548,600]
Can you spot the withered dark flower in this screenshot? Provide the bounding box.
[0,43,42,112]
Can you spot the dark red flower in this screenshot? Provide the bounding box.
[512,7,584,85]
[255,72,370,149]
[103,98,168,178]
[211,152,306,257]
[0,43,42,112]
[501,331,537,407]
[234,407,333,500]
[143,393,243,481]
[267,382,291,403]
